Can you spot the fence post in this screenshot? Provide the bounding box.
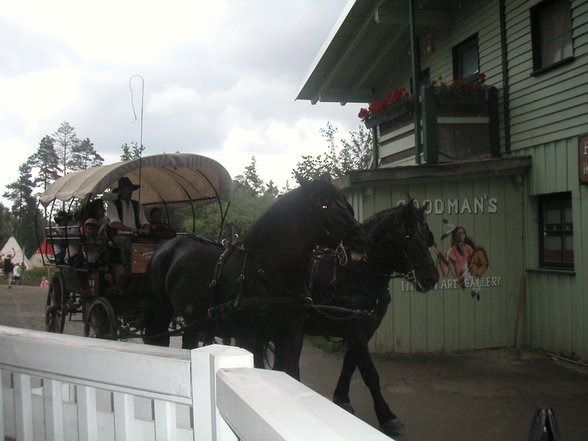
[191,345,253,441]
[0,370,5,440]
[43,379,64,441]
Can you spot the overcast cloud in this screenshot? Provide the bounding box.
[0,0,361,202]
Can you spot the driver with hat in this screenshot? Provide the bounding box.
[106,177,150,273]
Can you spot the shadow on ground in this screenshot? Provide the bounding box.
[2,285,588,441]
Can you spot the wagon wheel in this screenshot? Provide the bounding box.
[84,297,117,339]
[45,273,66,333]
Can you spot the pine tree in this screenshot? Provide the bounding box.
[0,203,13,248]
[120,142,145,161]
[28,135,60,191]
[52,121,80,175]
[3,163,42,254]
[70,138,104,170]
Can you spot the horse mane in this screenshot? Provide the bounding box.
[363,200,421,237]
[242,181,325,248]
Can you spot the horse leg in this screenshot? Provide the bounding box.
[182,327,199,349]
[143,305,172,347]
[272,324,304,380]
[234,332,266,369]
[347,337,403,436]
[333,348,358,414]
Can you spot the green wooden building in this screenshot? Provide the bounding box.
[298,0,588,360]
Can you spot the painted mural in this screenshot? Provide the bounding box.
[434,220,490,300]
[395,198,502,298]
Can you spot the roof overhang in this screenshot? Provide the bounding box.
[333,156,533,190]
[297,0,453,105]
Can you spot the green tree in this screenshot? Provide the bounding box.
[180,158,278,240]
[0,203,13,248]
[52,121,80,176]
[28,135,60,191]
[292,122,372,180]
[3,163,42,255]
[70,138,104,170]
[120,141,145,161]
[234,156,264,196]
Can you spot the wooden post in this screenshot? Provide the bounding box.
[488,86,501,157]
[77,385,98,441]
[43,379,65,441]
[422,85,439,163]
[14,373,34,441]
[191,345,253,441]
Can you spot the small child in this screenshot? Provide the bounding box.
[40,276,49,288]
[10,263,21,288]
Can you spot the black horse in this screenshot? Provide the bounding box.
[305,201,439,436]
[144,178,371,379]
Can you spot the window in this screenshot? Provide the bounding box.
[539,192,573,269]
[452,34,479,79]
[530,0,573,72]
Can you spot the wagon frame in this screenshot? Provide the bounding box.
[38,153,233,340]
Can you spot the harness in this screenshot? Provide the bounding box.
[206,239,310,320]
[306,235,433,323]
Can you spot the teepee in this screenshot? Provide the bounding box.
[0,237,32,269]
[29,239,54,268]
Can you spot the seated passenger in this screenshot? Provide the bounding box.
[148,207,176,239]
[79,199,107,227]
[51,211,74,264]
[106,177,150,271]
[81,218,104,264]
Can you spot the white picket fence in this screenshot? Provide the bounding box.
[0,326,392,441]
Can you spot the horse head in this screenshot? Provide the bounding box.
[370,201,439,292]
[298,178,371,260]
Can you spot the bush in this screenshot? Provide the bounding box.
[21,267,57,286]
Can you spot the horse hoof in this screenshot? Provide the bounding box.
[335,401,355,414]
[380,418,405,436]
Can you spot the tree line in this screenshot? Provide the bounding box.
[1,121,372,256]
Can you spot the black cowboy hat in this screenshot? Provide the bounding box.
[113,177,140,192]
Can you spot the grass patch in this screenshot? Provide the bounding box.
[307,335,346,353]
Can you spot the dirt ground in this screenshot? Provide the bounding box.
[2,284,588,441]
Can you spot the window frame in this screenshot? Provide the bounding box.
[452,34,479,80]
[538,192,574,270]
[530,0,574,75]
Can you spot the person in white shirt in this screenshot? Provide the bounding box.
[106,177,150,270]
[11,263,21,287]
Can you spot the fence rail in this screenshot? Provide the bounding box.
[0,325,392,441]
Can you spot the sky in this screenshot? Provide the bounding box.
[0,0,362,204]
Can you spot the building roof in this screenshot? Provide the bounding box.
[297,0,453,105]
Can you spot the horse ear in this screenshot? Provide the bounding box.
[419,201,430,214]
[295,172,310,186]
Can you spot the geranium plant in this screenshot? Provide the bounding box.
[357,87,411,123]
[358,73,488,123]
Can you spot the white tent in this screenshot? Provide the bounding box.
[0,237,32,270]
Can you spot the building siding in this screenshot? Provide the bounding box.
[506,0,588,152]
[514,136,588,360]
[346,173,525,353]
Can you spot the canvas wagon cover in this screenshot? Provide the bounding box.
[39,153,233,206]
